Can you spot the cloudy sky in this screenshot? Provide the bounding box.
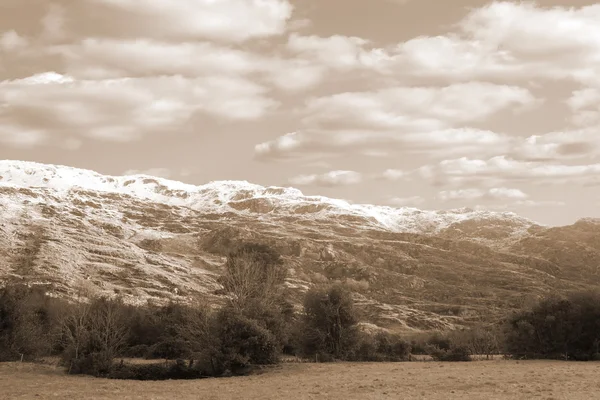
[1,0,600,225]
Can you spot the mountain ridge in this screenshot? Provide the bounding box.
[0,159,539,235]
[1,160,598,332]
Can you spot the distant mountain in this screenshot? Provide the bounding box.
[1,160,598,332]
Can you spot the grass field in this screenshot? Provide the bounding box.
[1,360,600,400]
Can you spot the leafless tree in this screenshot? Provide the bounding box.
[220,244,286,310]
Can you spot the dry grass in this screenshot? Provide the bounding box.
[2,360,600,400]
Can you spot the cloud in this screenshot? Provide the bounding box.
[286,2,600,87]
[567,88,600,127]
[85,0,293,42]
[256,81,536,161]
[388,196,425,207]
[54,39,266,79]
[0,31,29,52]
[301,82,536,130]
[122,168,172,178]
[0,123,47,148]
[476,200,566,211]
[287,34,389,71]
[0,72,278,143]
[41,4,66,42]
[438,187,528,202]
[255,127,508,161]
[421,156,600,187]
[382,169,407,181]
[52,38,328,91]
[389,2,600,86]
[288,170,362,187]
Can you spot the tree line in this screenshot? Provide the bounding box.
[1,242,599,380]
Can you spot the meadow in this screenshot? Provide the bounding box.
[2,360,600,400]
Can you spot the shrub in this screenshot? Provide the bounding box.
[0,284,65,361]
[213,308,280,373]
[122,344,150,359]
[504,291,600,360]
[109,359,205,381]
[146,339,191,360]
[428,345,472,362]
[61,297,130,376]
[67,351,114,376]
[347,331,411,362]
[297,285,359,360]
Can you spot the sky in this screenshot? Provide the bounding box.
[1,0,600,226]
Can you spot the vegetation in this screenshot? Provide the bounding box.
[3,241,600,381]
[504,291,600,360]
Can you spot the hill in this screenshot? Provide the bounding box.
[1,160,599,331]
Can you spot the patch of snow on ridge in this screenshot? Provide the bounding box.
[0,160,540,233]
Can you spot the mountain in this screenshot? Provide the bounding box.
[1,160,599,332]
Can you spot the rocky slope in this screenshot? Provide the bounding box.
[1,160,599,332]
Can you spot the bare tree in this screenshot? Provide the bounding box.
[220,243,286,310]
[61,296,130,375]
[88,298,130,359]
[452,325,500,359]
[61,301,92,364]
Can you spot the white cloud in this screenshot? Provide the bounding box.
[42,4,66,42]
[387,2,600,86]
[438,187,528,202]
[0,31,29,52]
[54,39,266,79]
[382,169,407,181]
[301,82,535,130]
[255,127,508,161]
[87,0,293,42]
[0,72,277,143]
[289,170,362,187]
[0,123,47,148]
[567,88,600,127]
[476,200,566,211]
[423,156,600,187]
[123,168,172,178]
[286,3,600,88]
[388,196,425,207]
[50,38,331,92]
[287,34,390,71]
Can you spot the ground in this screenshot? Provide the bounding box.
[1,360,600,400]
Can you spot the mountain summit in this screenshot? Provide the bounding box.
[0,160,536,235]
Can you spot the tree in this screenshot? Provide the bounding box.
[504,291,600,360]
[219,243,287,310]
[451,325,500,359]
[0,284,63,361]
[62,297,130,376]
[299,284,359,360]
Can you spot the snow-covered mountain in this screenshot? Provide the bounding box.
[1,160,599,332]
[0,160,537,236]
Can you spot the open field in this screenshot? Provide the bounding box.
[2,360,600,400]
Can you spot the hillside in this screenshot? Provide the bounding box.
[1,160,599,332]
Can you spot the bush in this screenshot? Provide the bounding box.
[146,340,191,360]
[66,351,114,376]
[297,285,359,360]
[428,345,472,362]
[109,359,205,381]
[374,332,411,361]
[504,291,600,360]
[61,297,131,376]
[122,344,150,359]
[348,332,411,362]
[0,284,65,361]
[212,308,280,374]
